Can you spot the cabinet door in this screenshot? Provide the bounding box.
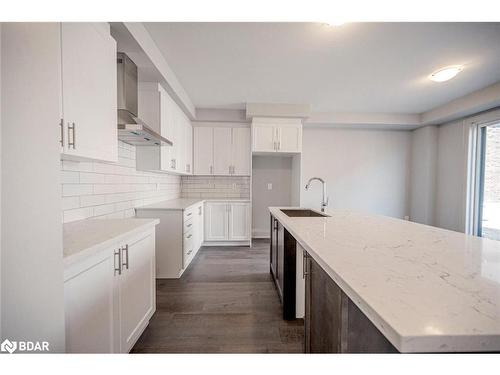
[61,23,117,162]
[193,127,214,175]
[173,108,185,173]
[252,125,276,152]
[277,125,302,153]
[231,127,251,175]
[228,203,250,240]
[64,254,117,353]
[213,127,232,175]
[160,87,176,171]
[119,233,155,353]
[193,204,204,250]
[185,119,193,174]
[205,203,229,241]
[304,255,342,353]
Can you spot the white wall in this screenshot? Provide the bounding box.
[434,119,469,232]
[252,156,293,237]
[1,23,65,350]
[301,128,411,218]
[409,125,438,225]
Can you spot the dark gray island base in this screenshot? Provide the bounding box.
[270,212,398,353]
[304,253,398,353]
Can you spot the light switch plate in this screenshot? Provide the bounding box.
[267,183,273,190]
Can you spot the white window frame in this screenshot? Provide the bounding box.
[465,109,500,236]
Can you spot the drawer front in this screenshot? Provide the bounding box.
[183,231,195,268]
[184,207,195,221]
[184,217,194,232]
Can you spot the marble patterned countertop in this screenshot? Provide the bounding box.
[136,198,251,211]
[269,207,500,353]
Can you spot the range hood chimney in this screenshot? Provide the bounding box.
[117,52,173,146]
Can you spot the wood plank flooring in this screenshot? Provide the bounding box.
[132,239,304,353]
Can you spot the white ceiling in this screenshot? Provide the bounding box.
[144,22,500,114]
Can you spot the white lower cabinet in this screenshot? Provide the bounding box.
[117,233,156,353]
[204,201,250,244]
[64,253,116,353]
[135,202,204,278]
[64,228,156,353]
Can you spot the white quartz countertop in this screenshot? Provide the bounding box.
[63,218,159,267]
[269,207,500,353]
[136,198,251,211]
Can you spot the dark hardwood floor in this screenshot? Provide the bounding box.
[131,239,304,353]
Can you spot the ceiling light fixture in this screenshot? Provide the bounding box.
[429,66,463,82]
[322,21,347,27]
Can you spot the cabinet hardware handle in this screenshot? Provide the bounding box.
[198,207,202,215]
[303,250,308,278]
[278,141,280,151]
[122,244,129,270]
[209,165,213,174]
[186,212,192,217]
[114,249,122,275]
[68,122,76,149]
[59,119,64,147]
[187,223,192,227]
[186,234,192,239]
[229,165,231,174]
[187,249,193,255]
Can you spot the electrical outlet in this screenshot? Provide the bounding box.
[267,183,273,190]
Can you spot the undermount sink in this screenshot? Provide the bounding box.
[280,209,330,217]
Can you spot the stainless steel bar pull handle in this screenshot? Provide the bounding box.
[122,244,129,270]
[303,250,308,278]
[59,119,64,147]
[68,122,76,149]
[114,249,122,275]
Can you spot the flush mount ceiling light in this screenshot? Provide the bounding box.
[429,66,463,82]
[322,21,347,27]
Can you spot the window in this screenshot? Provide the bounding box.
[470,121,500,240]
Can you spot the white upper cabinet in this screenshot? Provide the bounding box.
[60,23,118,163]
[193,126,251,176]
[213,127,233,175]
[231,127,251,176]
[136,83,192,175]
[193,127,214,175]
[252,125,276,153]
[277,125,302,153]
[251,118,302,154]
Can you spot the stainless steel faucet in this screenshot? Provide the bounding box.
[305,177,329,212]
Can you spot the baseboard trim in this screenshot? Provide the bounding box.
[203,241,251,247]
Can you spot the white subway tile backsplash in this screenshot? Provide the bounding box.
[61,141,181,223]
[61,171,80,184]
[79,172,106,184]
[62,184,93,197]
[63,207,94,223]
[62,196,80,210]
[181,176,250,199]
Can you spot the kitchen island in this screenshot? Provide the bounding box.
[269,207,500,353]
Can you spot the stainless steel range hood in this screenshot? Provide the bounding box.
[117,52,172,146]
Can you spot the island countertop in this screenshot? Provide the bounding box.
[269,207,500,353]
